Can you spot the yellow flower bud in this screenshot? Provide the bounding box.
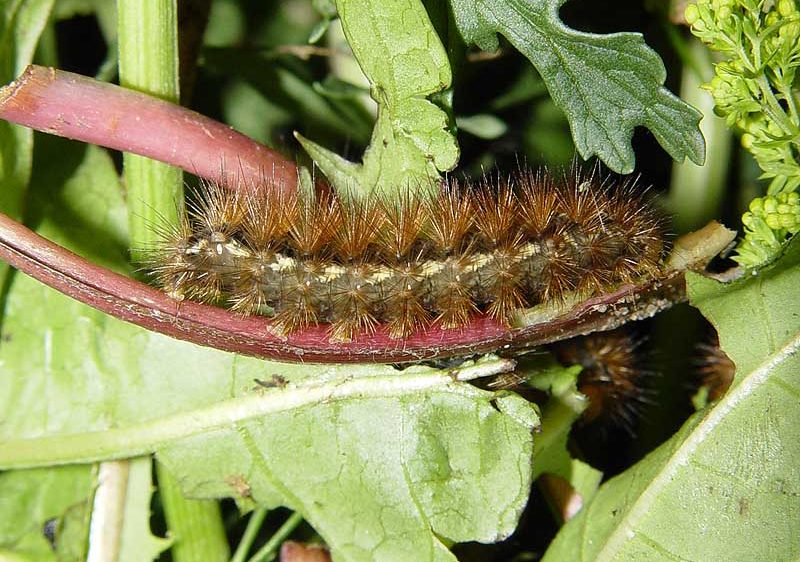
[766,214,782,229]
[779,214,798,229]
[685,4,701,24]
[778,0,797,17]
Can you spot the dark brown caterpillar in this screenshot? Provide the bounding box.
[144,170,666,341]
[551,328,651,432]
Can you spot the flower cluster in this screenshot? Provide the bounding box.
[737,192,800,264]
[686,0,800,266]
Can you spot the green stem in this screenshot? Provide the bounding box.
[0,358,511,469]
[230,508,269,562]
[757,75,796,136]
[246,512,305,562]
[117,4,221,561]
[156,462,230,562]
[669,38,732,233]
[117,0,183,262]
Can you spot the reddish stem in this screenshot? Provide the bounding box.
[0,65,737,364]
[0,65,298,191]
[0,210,699,364]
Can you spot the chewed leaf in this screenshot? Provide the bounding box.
[0,136,538,562]
[158,376,538,562]
[298,0,459,197]
[449,0,705,173]
[541,238,800,561]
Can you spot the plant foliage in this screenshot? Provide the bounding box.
[688,0,800,265]
[0,1,797,561]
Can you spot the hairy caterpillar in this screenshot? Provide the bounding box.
[551,328,651,432]
[144,170,666,342]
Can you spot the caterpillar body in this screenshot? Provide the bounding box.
[145,170,666,342]
[551,328,651,432]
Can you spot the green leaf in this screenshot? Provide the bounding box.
[0,465,94,562]
[0,138,158,561]
[159,371,537,562]
[448,0,705,173]
[0,139,538,562]
[0,0,54,260]
[456,113,508,139]
[0,0,54,80]
[297,0,459,198]
[541,239,800,561]
[524,357,602,507]
[118,459,171,562]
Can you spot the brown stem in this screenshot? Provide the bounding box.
[0,65,298,191]
[0,211,734,364]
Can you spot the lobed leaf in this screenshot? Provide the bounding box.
[449,0,706,173]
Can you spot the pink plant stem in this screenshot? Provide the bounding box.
[0,65,737,363]
[0,209,693,364]
[0,65,298,191]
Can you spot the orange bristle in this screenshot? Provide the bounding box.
[529,224,582,303]
[228,249,280,314]
[329,263,382,341]
[473,182,519,247]
[558,177,609,228]
[424,180,474,254]
[384,261,431,338]
[551,328,651,433]
[517,172,560,238]
[143,168,669,341]
[431,254,480,329]
[380,191,426,260]
[605,185,665,281]
[332,196,386,262]
[188,179,245,236]
[240,187,297,249]
[271,261,325,335]
[288,192,340,258]
[144,218,207,301]
[484,243,528,323]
